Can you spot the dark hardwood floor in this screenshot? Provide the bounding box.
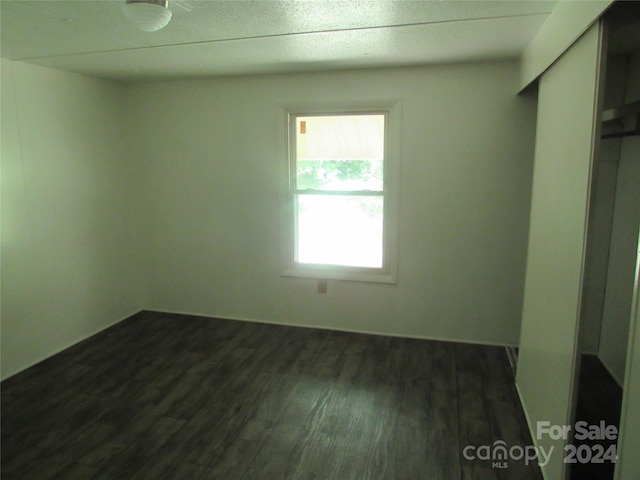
[569,354,623,480]
[2,311,542,480]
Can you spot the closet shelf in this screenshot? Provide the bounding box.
[602,99,640,123]
[601,99,640,139]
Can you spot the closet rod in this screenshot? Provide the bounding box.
[601,129,639,139]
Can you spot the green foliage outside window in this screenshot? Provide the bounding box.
[296,159,383,191]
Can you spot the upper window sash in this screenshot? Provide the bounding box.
[289,111,388,194]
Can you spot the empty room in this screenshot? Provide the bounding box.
[1,1,639,480]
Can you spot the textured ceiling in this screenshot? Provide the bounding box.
[0,0,558,82]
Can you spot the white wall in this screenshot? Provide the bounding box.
[0,60,536,378]
[598,50,640,385]
[127,62,537,345]
[0,60,141,380]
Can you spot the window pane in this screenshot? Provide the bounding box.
[296,159,383,191]
[295,115,384,191]
[296,194,383,268]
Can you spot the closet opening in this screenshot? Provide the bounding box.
[572,3,640,479]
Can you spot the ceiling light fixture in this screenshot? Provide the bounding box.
[122,0,172,32]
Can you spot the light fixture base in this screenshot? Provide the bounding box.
[123,0,172,32]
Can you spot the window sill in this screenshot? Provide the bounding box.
[282,265,397,284]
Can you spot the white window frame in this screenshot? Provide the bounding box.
[281,101,400,284]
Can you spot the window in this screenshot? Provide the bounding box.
[283,106,399,283]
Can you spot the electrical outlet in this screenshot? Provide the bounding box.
[317,279,327,294]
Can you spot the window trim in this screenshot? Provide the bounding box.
[281,101,400,284]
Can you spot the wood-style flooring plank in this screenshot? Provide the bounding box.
[128,407,227,480]
[18,422,116,480]
[100,416,186,478]
[457,344,494,471]
[168,462,209,480]
[425,341,461,479]
[50,464,101,480]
